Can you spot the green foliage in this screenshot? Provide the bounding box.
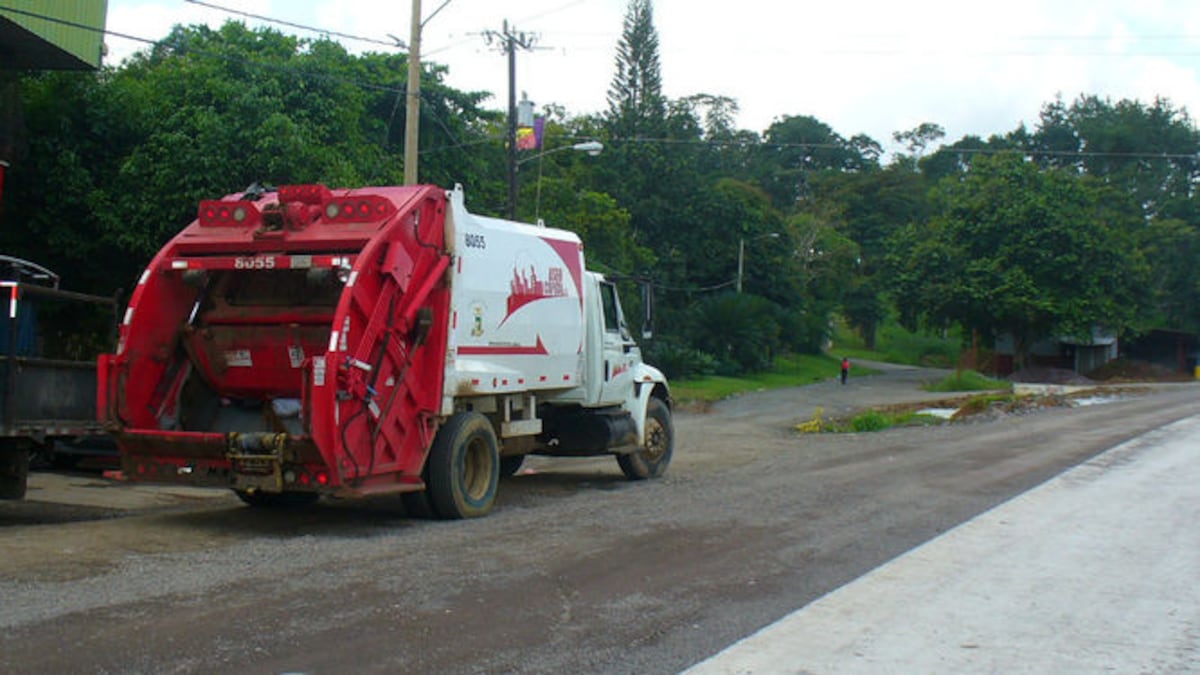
[848,410,890,432]
[832,315,961,367]
[892,122,946,169]
[1139,216,1200,332]
[957,393,1024,415]
[753,114,880,208]
[887,154,1148,367]
[670,352,845,403]
[5,6,1197,379]
[606,0,665,140]
[686,293,781,374]
[800,407,944,434]
[1029,95,1200,215]
[922,371,1012,393]
[6,22,497,292]
[643,339,717,381]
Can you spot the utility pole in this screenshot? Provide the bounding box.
[483,21,538,219]
[402,0,422,185]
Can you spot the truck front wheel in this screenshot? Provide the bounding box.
[618,397,673,480]
[499,454,525,477]
[427,411,499,519]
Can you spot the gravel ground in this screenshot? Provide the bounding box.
[1,364,1197,673]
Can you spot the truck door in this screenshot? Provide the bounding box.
[598,280,637,405]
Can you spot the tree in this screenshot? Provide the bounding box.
[606,0,666,141]
[1026,95,1200,216]
[4,22,498,292]
[599,0,677,238]
[1138,217,1200,332]
[888,154,1148,367]
[752,115,878,209]
[807,165,927,348]
[892,122,945,170]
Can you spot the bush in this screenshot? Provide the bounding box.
[687,293,781,374]
[923,370,1011,392]
[776,303,833,354]
[849,410,890,432]
[643,339,718,381]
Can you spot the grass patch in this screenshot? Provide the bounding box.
[956,392,1023,414]
[673,353,879,405]
[830,315,960,368]
[795,406,946,433]
[847,410,889,432]
[922,370,1011,393]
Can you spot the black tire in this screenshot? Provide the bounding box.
[234,490,320,508]
[618,397,673,480]
[499,454,525,478]
[427,411,499,519]
[0,442,29,500]
[401,485,439,519]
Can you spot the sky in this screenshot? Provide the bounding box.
[103,0,1200,154]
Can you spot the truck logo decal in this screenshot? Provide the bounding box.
[498,236,584,325]
[543,238,584,312]
[471,303,485,337]
[502,265,566,325]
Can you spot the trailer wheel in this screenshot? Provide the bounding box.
[427,411,499,519]
[0,441,29,500]
[499,455,525,478]
[618,397,673,480]
[234,490,320,508]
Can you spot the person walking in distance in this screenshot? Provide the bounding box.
[840,357,850,385]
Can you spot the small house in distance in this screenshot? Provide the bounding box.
[992,328,1118,376]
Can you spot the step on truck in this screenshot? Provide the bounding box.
[98,184,673,518]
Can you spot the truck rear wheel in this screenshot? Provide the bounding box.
[401,489,439,519]
[427,411,499,519]
[402,461,440,519]
[618,397,673,480]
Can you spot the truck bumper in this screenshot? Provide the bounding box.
[116,429,330,493]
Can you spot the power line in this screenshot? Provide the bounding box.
[2,3,488,153]
[0,4,156,46]
[5,4,1195,165]
[183,0,405,49]
[604,136,1200,162]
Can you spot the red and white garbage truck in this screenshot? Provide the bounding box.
[97,184,672,518]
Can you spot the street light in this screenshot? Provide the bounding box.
[516,141,604,222]
[737,232,780,293]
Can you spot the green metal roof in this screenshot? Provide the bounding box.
[0,0,108,70]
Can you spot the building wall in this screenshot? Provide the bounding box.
[0,0,108,70]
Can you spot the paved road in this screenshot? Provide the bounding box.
[1,367,1197,673]
[689,414,1200,673]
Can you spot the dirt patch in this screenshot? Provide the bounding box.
[1086,358,1193,383]
[1010,367,1096,385]
[815,387,1148,431]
